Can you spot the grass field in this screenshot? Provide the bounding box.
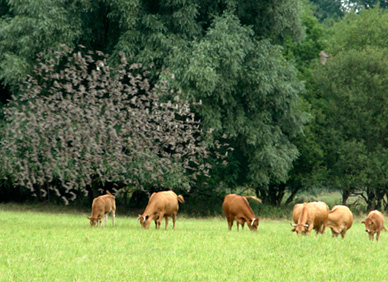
[0,206,387,282]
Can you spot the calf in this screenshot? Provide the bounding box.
[362,210,386,241]
[138,190,185,230]
[326,205,353,239]
[87,191,116,227]
[222,194,261,231]
[292,201,329,236]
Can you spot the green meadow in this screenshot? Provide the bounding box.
[0,207,387,282]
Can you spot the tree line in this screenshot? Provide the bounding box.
[1,0,388,211]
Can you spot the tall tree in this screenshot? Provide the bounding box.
[312,46,388,209]
[166,13,307,205]
[310,6,388,209]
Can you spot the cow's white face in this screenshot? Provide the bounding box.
[138,214,152,229]
[249,218,259,231]
[293,223,309,235]
[362,218,376,235]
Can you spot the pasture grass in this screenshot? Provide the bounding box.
[0,206,387,281]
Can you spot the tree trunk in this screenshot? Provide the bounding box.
[285,183,301,205]
[269,183,286,207]
[341,189,351,205]
[366,189,377,210]
[255,186,268,204]
[255,184,286,207]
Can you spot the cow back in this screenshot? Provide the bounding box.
[297,201,329,226]
[222,194,255,219]
[93,195,115,213]
[143,191,180,216]
[327,205,353,229]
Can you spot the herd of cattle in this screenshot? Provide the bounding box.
[87,190,387,241]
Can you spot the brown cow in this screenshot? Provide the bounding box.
[86,191,116,227]
[292,201,329,236]
[326,205,353,239]
[222,194,261,231]
[137,190,185,230]
[362,210,386,241]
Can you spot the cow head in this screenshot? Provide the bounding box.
[137,214,152,229]
[86,216,101,227]
[291,223,309,235]
[362,218,376,235]
[248,217,259,231]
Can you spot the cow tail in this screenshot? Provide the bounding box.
[106,190,115,198]
[245,196,262,203]
[177,195,185,204]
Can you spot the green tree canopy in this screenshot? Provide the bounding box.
[0,0,83,90]
[328,6,388,54]
[312,46,388,209]
[0,0,308,205]
[166,13,307,204]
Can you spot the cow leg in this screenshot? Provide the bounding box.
[236,218,244,231]
[227,217,233,231]
[321,223,327,234]
[154,220,158,229]
[164,216,168,230]
[112,210,116,227]
[104,214,108,227]
[172,213,177,229]
[376,231,381,242]
[158,212,165,230]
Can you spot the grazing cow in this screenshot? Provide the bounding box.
[87,191,116,227]
[137,191,185,230]
[291,201,329,236]
[362,210,386,241]
[326,205,353,239]
[222,194,262,231]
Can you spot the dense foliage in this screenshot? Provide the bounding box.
[0,46,214,202]
[1,0,388,211]
[311,7,388,210]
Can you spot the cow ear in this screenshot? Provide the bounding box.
[361,221,365,224]
[86,216,91,220]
